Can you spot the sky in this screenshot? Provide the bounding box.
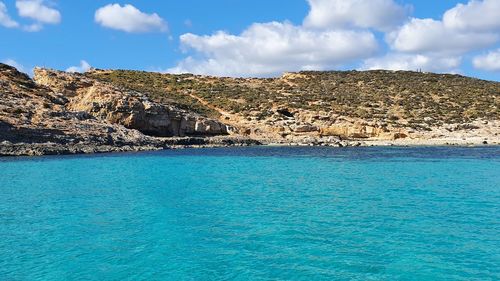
[0,0,499,81]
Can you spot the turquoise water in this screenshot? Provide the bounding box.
[0,146,499,280]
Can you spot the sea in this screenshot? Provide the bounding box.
[0,146,499,280]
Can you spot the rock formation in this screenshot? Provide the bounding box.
[34,68,228,137]
[0,64,166,155]
[0,64,253,156]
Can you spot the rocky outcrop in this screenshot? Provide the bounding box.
[0,63,168,155]
[34,68,228,137]
[319,123,391,139]
[0,64,252,156]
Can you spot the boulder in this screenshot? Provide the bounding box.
[293,124,319,133]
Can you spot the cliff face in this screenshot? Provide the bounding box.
[0,64,164,155]
[33,68,229,137]
[0,64,247,156]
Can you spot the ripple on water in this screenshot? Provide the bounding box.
[0,146,499,280]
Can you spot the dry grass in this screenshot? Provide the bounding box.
[87,69,500,129]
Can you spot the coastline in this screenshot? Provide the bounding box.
[1,135,497,157]
[1,64,498,157]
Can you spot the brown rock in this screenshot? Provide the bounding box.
[293,124,319,133]
[34,68,229,137]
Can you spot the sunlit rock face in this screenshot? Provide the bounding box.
[34,68,228,137]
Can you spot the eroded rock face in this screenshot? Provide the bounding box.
[0,63,165,153]
[0,64,255,156]
[320,123,389,139]
[34,68,228,137]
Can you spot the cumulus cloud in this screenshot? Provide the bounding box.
[0,1,19,28]
[363,54,461,73]
[388,18,498,54]
[95,4,167,33]
[16,0,61,24]
[66,60,92,73]
[388,0,500,55]
[169,22,378,77]
[169,0,500,77]
[304,0,410,31]
[473,48,500,71]
[443,0,500,31]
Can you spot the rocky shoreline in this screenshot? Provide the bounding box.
[0,136,262,157]
[2,136,497,157]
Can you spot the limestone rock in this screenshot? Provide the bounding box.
[0,64,241,156]
[34,68,228,137]
[320,123,390,139]
[293,124,319,133]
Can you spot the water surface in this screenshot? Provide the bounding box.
[1,146,499,280]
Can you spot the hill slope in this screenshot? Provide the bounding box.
[87,69,500,145]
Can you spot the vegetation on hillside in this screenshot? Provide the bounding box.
[87,69,500,129]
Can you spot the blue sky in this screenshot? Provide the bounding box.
[1,0,499,81]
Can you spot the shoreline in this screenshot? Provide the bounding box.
[1,136,498,157]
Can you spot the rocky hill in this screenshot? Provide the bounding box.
[0,63,499,156]
[87,69,500,146]
[0,64,255,156]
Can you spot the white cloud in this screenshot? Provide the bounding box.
[66,60,92,73]
[388,18,498,54]
[95,4,167,33]
[2,58,28,74]
[363,53,461,73]
[169,0,500,77]
[169,22,378,77]
[0,1,19,28]
[443,0,500,31]
[473,48,500,71]
[388,0,500,55]
[16,0,61,24]
[304,0,410,31]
